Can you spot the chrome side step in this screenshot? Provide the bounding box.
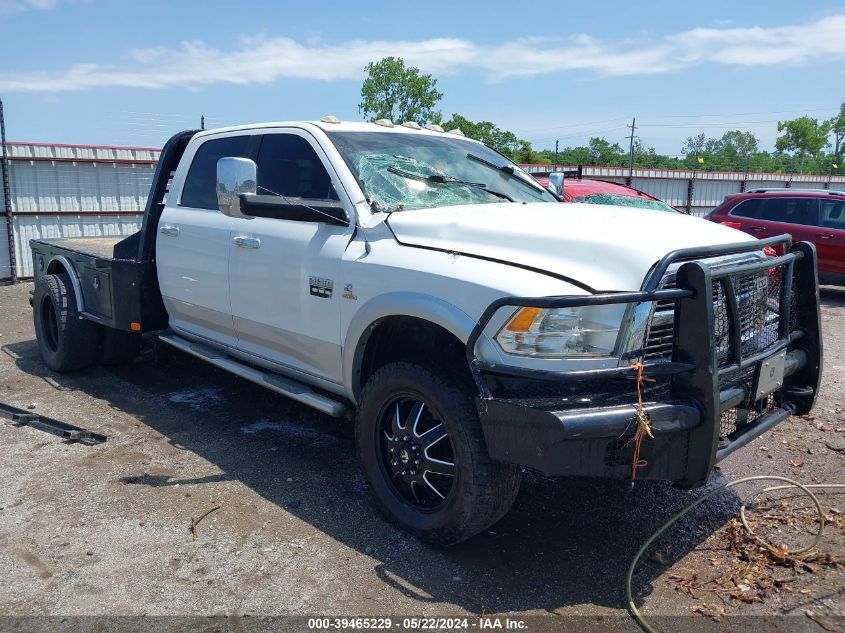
[158,333,346,418]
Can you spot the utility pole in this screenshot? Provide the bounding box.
[201,115,205,130]
[554,140,559,172]
[0,97,16,284]
[626,117,637,186]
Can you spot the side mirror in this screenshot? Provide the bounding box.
[217,157,257,217]
[547,172,565,197]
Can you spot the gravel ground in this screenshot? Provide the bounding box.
[0,281,843,631]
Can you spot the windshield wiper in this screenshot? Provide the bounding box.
[466,153,544,193]
[387,166,514,202]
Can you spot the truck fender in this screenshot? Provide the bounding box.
[43,255,87,314]
[343,292,481,403]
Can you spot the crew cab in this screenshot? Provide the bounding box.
[28,119,822,545]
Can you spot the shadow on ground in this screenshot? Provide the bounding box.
[820,285,845,307]
[4,335,746,615]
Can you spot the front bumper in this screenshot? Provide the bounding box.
[467,237,822,487]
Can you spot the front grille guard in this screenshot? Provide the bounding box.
[466,235,822,486]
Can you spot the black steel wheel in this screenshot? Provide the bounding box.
[356,362,522,545]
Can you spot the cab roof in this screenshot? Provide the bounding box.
[192,120,485,142]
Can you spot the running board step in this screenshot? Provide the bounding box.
[157,334,346,418]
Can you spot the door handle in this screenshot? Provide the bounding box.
[159,225,180,237]
[233,236,261,249]
[749,225,765,231]
[816,233,834,239]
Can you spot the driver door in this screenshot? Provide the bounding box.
[227,130,355,384]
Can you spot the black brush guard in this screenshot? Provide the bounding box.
[466,236,822,487]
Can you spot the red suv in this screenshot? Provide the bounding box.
[707,189,845,285]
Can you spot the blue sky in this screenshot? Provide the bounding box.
[1,0,844,154]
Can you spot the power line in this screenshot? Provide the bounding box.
[512,106,840,137]
[511,116,630,134]
[643,106,837,119]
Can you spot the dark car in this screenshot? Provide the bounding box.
[707,189,845,285]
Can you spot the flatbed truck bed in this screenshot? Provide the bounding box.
[28,131,196,333]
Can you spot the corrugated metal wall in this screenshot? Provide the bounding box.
[2,142,158,280]
[10,162,154,213]
[13,215,143,278]
[0,216,11,281]
[3,143,845,280]
[522,163,845,217]
[631,177,691,208]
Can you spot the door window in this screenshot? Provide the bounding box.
[181,135,251,209]
[820,200,845,229]
[757,198,819,225]
[731,197,821,225]
[256,134,338,201]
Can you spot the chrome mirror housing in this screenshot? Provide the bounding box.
[547,172,565,197]
[217,157,257,217]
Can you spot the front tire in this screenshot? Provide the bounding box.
[355,362,521,545]
[33,273,100,372]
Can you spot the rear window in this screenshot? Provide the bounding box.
[731,198,763,219]
[181,135,251,210]
[572,193,677,213]
[820,200,845,229]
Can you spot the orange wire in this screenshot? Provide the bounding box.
[630,362,655,481]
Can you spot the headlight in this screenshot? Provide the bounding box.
[495,304,625,357]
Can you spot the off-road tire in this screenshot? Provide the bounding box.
[33,273,101,372]
[100,328,141,365]
[356,362,521,546]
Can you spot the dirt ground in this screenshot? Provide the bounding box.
[0,281,843,632]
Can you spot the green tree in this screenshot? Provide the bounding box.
[717,130,759,168]
[775,116,831,172]
[587,137,624,165]
[358,57,443,125]
[515,139,539,164]
[441,113,526,159]
[558,145,593,166]
[829,102,845,159]
[681,133,714,168]
[630,140,667,169]
[681,133,707,158]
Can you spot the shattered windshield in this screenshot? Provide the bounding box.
[326,131,556,212]
[573,193,678,213]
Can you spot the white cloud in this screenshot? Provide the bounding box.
[0,0,87,13]
[0,0,55,12]
[1,14,844,92]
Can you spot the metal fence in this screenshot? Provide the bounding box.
[521,164,845,216]
[1,142,158,280]
[2,142,845,281]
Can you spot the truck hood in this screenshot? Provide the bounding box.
[386,202,757,291]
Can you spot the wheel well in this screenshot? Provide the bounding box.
[45,260,68,275]
[356,316,473,398]
[42,260,84,312]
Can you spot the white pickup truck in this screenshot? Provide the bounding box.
[29,119,822,545]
